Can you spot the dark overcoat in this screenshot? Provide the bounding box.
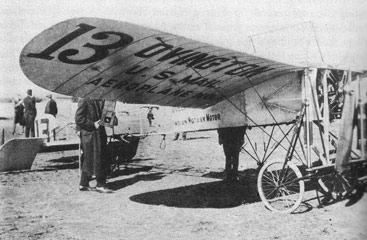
[23,95,37,128]
[45,99,58,117]
[14,103,25,125]
[75,98,107,177]
[218,127,246,155]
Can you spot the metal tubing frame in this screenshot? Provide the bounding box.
[303,69,312,167]
[357,74,366,159]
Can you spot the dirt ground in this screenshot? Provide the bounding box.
[1,131,367,240]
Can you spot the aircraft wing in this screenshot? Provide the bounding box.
[20,17,303,108]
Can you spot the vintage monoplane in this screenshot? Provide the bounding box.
[15,18,367,212]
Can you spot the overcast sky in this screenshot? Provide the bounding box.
[1,0,366,98]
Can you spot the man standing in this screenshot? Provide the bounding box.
[147,107,154,127]
[218,126,247,182]
[12,95,25,135]
[44,94,58,117]
[23,89,37,137]
[75,98,113,193]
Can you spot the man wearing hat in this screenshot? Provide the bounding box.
[45,94,58,117]
[23,89,37,137]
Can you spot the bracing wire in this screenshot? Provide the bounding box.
[249,21,325,66]
[310,22,325,64]
[233,56,303,161]
[155,38,304,160]
[249,21,312,38]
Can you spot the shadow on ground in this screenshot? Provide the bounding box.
[115,158,156,166]
[203,168,259,181]
[42,156,156,171]
[184,136,210,141]
[109,172,166,191]
[109,165,154,178]
[129,169,261,209]
[40,156,79,170]
[47,156,79,163]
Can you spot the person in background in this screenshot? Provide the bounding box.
[23,89,37,137]
[218,126,247,182]
[44,94,58,117]
[75,98,113,193]
[147,107,155,127]
[12,95,25,135]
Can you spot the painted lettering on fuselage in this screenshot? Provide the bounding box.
[174,113,221,126]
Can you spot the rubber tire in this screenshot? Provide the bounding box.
[257,160,305,213]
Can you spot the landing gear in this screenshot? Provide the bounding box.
[257,160,305,213]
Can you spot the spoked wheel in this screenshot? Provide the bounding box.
[257,160,305,213]
[318,169,357,201]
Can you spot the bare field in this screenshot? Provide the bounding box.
[0,100,367,240]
